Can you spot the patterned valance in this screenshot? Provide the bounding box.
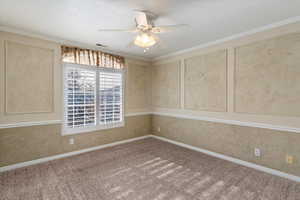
[61,46,125,69]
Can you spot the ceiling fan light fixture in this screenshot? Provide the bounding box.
[134,32,156,48]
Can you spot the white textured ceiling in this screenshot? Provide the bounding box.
[0,0,300,59]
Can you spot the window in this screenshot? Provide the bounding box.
[63,63,124,135]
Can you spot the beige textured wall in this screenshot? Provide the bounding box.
[0,115,151,167]
[125,60,152,113]
[185,49,227,112]
[151,22,300,128]
[0,32,153,167]
[235,33,300,117]
[0,31,152,124]
[0,31,61,124]
[5,41,54,114]
[151,61,181,108]
[152,115,300,177]
[1,22,300,180]
[150,22,300,177]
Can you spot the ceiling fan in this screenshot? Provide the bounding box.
[98,11,188,49]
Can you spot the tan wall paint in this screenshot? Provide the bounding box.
[151,61,181,108]
[0,31,62,124]
[235,33,300,117]
[0,32,153,167]
[152,115,300,177]
[0,31,152,124]
[5,41,54,114]
[184,49,227,112]
[0,115,151,167]
[151,22,300,129]
[150,22,300,177]
[125,60,152,113]
[1,21,300,180]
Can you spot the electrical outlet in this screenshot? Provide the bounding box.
[157,127,161,132]
[254,148,261,157]
[286,155,293,164]
[69,138,75,145]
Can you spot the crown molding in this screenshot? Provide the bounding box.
[1,16,300,63]
[125,58,151,66]
[0,25,151,62]
[152,16,300,62]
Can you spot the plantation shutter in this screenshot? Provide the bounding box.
[65,66,96,128]
[99,70,123,125]
[63,62,124,135]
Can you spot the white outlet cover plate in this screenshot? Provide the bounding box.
[69,138,75,145]
[254,148,261,157]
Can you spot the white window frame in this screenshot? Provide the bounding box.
[62,63,125,135]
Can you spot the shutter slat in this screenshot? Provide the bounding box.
[64,64,123,133]
[65,67,96,128]
[99,71,123,124]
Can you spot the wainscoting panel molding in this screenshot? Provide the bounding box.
[152,111,300,133]
[0,31,62,124]
[234,33,300,117]
[152,61,181,109]
[5,40,54,114]
[0,112,152,129]
[184,49,227,112]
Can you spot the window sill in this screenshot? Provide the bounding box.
[61,122,125,136]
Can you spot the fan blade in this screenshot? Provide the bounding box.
[98,28,138,33]
[96,43,108,48]
[135,11,149,27]
[126,41,136,48]
[151,34,168,49]
[151,33,160,42]
[151,24,189,33]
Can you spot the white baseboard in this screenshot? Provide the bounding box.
[0,135,152,173]
[150,135,300,183]
[1,134,299,183]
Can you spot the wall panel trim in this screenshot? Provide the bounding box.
[4,40,55,114]
[0,27,151,62]
[125,112,152,117]
[0,120,62,129]
[152,111,300,133]
[0,112,152,129]
[1,111,299,133]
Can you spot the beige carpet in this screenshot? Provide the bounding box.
[1,138,299,200]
